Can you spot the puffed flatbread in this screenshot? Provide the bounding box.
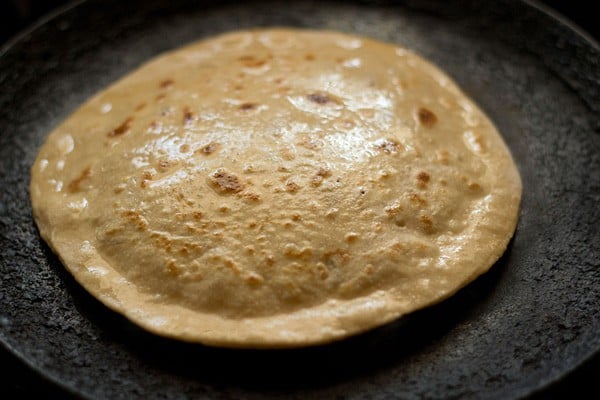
[30,29,521,348]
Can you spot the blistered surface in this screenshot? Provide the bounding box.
[30,29,521,347]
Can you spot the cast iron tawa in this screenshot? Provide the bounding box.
[0,0,598,398]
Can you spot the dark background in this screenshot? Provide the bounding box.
[1,0,599,47]
[0,1,598,399]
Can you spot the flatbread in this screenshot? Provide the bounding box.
[30,29,521,348]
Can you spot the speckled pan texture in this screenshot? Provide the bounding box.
[0,0,598,399]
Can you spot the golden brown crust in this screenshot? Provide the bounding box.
[30,29,521,348]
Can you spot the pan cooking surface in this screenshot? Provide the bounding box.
[0,0,598,398]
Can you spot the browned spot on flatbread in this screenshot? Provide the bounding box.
[196,142,220,155]
[108,117,133,137]
[311,167,331,187]
[121,210,148,231]
[238,55,267,68]
[283,245,313,260]
[384,202,402,217]
[307,92,340,105]
[437,149,450,164]
[67,166,92,193]
[420,215,435,234]
[239,102,258,111]
[374,139,402,154]
[237,191,261,201]
[469,182,482,191]
[416,107,437,127]
[183,107,194,125]
[209,169,244,193]
[160,79,174,89]
[166,260,181,276]
[323,248,351,268]
[416,171,430,189]
[140,170,155,188]
[298,136,323,150]
[409,192,428,206]
[286,181,300,192]
[316,167,331,177]
[245,272,264,286]
[157,159,178,172]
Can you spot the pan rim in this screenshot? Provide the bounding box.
[1,0,598,398]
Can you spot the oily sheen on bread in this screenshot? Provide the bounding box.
[30,29,521,348]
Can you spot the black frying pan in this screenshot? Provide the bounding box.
[1,1,598,398]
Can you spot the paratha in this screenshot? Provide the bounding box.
[30,29,521,348]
